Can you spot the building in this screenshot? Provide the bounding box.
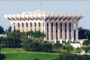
[4,10,84,43]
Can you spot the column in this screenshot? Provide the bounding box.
[49,22,51,41]
[58,22,60,41]
[16,23,18,30]
[62,21,65,41]
[41,23,43,32]
[24,22,27,32]
[32,22,35,31]
[11,23,14,32]
[53,22,56,43]
[28,22,30,31]
[71,21,74,42]
[66,21,69,42]
[76,21,78,41]
[45,22,47,40]
[44,22,46,40]
[20,23,23,32]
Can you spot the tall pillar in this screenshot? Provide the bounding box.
[49,22,51,41]
[44,22,46,40]
[16,23,18,30]
[53,22,56,43]
[41,23,43,32]
[62,21,65,41]
[28,22,30,31]
[45,22,48,40]
[24,22,27,32]
[66,21,69,42]
[20,23,23,32]
[76,20,78,41]
[32,22,35,31]
[58,22,60,41]
[71,21,74,42]
[11,23,14,32]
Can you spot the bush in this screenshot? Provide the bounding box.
[23,40,52,52]
[54,53,90,60]
[0,54,6,60]
[34,58,39,60]
[0,37,22,48]
[83,40,90,46]
[53,41,63,49]
[63,45,73,52]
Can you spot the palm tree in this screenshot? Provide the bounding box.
[27,30,35,39]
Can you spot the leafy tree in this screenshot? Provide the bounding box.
[79,27,90,39]
[84,30,90,39]
[0,26,4,34]
[63,44,73,52]
[83,40,90,46]
[27,30,45,40]
[53,41,63,49]
[0,30,22,48]
[21,32,28,39]
[8,26,11,32]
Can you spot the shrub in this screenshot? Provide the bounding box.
[23,40,52,52]
[34,58,39,60]
[54,53,90,60]
[83,40,90,46]
[0,54,6,60]
[0,37,22,48]
[53,41,63,49]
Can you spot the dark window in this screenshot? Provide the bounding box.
[35,23,36,27]
[26,23,28,27]
[39,22,40,27]
[30,23,32,27]
[22,23,24,27]
[18,23,20,28]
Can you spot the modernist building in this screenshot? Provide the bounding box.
[4,10,84,43]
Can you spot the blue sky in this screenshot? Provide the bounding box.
[0,0,90,30]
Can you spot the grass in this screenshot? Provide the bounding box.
[1,48,59,60]
[88,50,90,53]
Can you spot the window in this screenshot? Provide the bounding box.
[22,23,24,27]
[30,23,32,27]
[26,23,28,27]
[34,23,36,27]
[18,23,20,28]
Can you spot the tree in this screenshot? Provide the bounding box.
[27,30,45,40]
[8,26,11,32]
[79,27,90,39]
[84,30,90,39]
[83,40,90,46]
[0,26,4,34]
[0,30,22,48]
[53,41,63,49]
[63,44,73,52]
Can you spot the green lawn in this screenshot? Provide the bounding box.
[1,48,59,60]
[88,50,90,53]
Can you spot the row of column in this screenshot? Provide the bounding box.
[11,20,79,42]
[11,22,44,32]
[45,20,79,42]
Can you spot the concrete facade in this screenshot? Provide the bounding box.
[4,10,84,43]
